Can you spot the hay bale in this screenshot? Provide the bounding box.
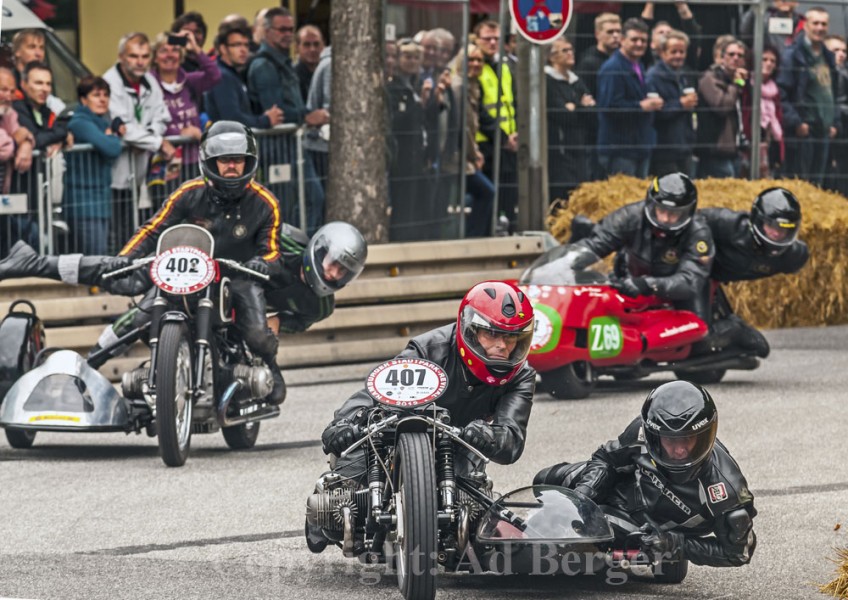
[546,176,848,329]
[820,546,848,598]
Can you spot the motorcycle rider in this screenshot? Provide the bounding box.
[0,121,288,405]
[571,172,714,321]
[698,187,808,358]
[307,280,536,551]
[535,380,757,571]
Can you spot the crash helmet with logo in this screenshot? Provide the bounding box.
[457,281,535,385]
[302,222,368,297]
[641,380,718,483]
[644,173,698,236]
[750,187,801,256]
[199,121,259,205]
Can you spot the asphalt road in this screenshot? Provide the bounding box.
[1,325,846,600]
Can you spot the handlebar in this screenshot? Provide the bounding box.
[217,258,271,282]
[101,257,155,280]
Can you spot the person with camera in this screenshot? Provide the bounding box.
[535,380,757,573]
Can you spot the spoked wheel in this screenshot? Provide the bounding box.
[541,361,596,399]
[393,432,437,600]
[5,428,36,449]
[673,369,726,385]
[156,322,194,467]
[222,420,261,449]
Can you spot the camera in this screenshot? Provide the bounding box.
[167,34,188,47]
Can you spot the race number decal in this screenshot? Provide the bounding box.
[588,316,623,359]
[530,303,562,354]
[150,246,216,295]
[366,358,448,408]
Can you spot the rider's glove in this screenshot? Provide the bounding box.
[462,420,499,456]
[614,276,653,298]
[321,419,358,456]
[244,257,271,277]
[640,524,684,559]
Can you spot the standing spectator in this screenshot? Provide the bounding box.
[742,46,784,179]
[65,77,123,255]
[647,30,698,177]
[385,41,398,81]
[294,26,325,104]
[597,18,662,179]
[10,29,65,115]
[102,32,172,251]
[640,2,702,73]
[0,67,34,196]
[474,19,518,231]
[11,61,72,249]
[249,6,326,234]
[452,44,495,237]
[740,1,805,53]
[170,11,209,73]
[778,7,838,186]
[205,23,283,129]
[545,37,594,201]
[304,45,331,188]
[695,39,747,179]
[826,35,848,193]
[576,13,621,181]
[149,29,221,202]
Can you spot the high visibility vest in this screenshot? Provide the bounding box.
[476,60,516,143]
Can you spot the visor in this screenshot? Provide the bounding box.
[644,420,717,473]
[460,306,533,371]
[644,200,694,232]
[755,217,798,247]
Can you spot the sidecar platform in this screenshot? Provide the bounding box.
[0,350,145,432]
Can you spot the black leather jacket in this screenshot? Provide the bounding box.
[700,208,809,283]
[118,178,283,265]
[578,200,715,302]
[574,417,757,567]
[329,324,536,465]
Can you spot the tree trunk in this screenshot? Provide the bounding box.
[327,0,389,243]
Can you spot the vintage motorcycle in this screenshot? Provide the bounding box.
[305,359,685,600]
[0,224,280,466]
[518,244,761,399]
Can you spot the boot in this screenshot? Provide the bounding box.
[0,241,131,286]
[0,241,58,280]
[263,359,287,406]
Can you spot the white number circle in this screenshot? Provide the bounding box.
[150,246,216,295]
[366,358,449,408]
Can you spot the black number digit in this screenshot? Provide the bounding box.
[400,369,414,386]
[416,369,426,385]
[177,257,188,273]
[385,370,398,386]
[166,258,176,272]
[189,258,199,273]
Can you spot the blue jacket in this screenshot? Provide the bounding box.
[597,50,655,159]
[247,42,307,125]
[66,105,122,220]
[205,57,271,129]
[777,32,839,135]
[646,60,696,161]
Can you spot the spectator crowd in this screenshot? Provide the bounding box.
[1,1,846,254]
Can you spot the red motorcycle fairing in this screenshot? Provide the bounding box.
[521,283,708,374]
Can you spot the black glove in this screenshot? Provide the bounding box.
[244,257,271,278]
[462,420,498,456]
[613,276,652,298]
[640,524,684,559]
[321,420,358,456]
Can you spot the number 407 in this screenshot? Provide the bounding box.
[385,369,426,386]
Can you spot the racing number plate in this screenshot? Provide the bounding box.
[588,316,623,359]
[150,246,216,295]
[366,358,449,408]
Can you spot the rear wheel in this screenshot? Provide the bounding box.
[541,362,596,399]
[222,420,261,449]
[156,322,194,467]
[393,432,437,600]
[5,428,36,449]
[673,369,726,384]
[652,557,689,583]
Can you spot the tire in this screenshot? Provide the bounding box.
[394,432,437,600]
[673,369,726,385]
[156,322,194,467]
[5,428,36,449]
[652,557,689,583]
[541,362,596,400]
[222,420,261,450]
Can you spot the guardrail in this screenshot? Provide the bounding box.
[0,235,549,380]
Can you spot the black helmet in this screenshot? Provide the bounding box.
[641,380,717,484]
[199,121,259,205]
[644,173,698,235]
[750,187,801,256]
[303,222,368,297]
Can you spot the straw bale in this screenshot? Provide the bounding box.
[547,176,848,329]
[819,546,848,598]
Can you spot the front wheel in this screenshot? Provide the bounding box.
[394,432,437,600]
[222,421,261,449]
[5,428,36,449]
[652,557,689,583]
[540,362,596,399]
[673,369,726,385]
[156,322,194,467]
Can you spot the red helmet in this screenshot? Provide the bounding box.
[457,281,535,385]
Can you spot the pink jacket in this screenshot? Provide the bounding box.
[0,108,21,193]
